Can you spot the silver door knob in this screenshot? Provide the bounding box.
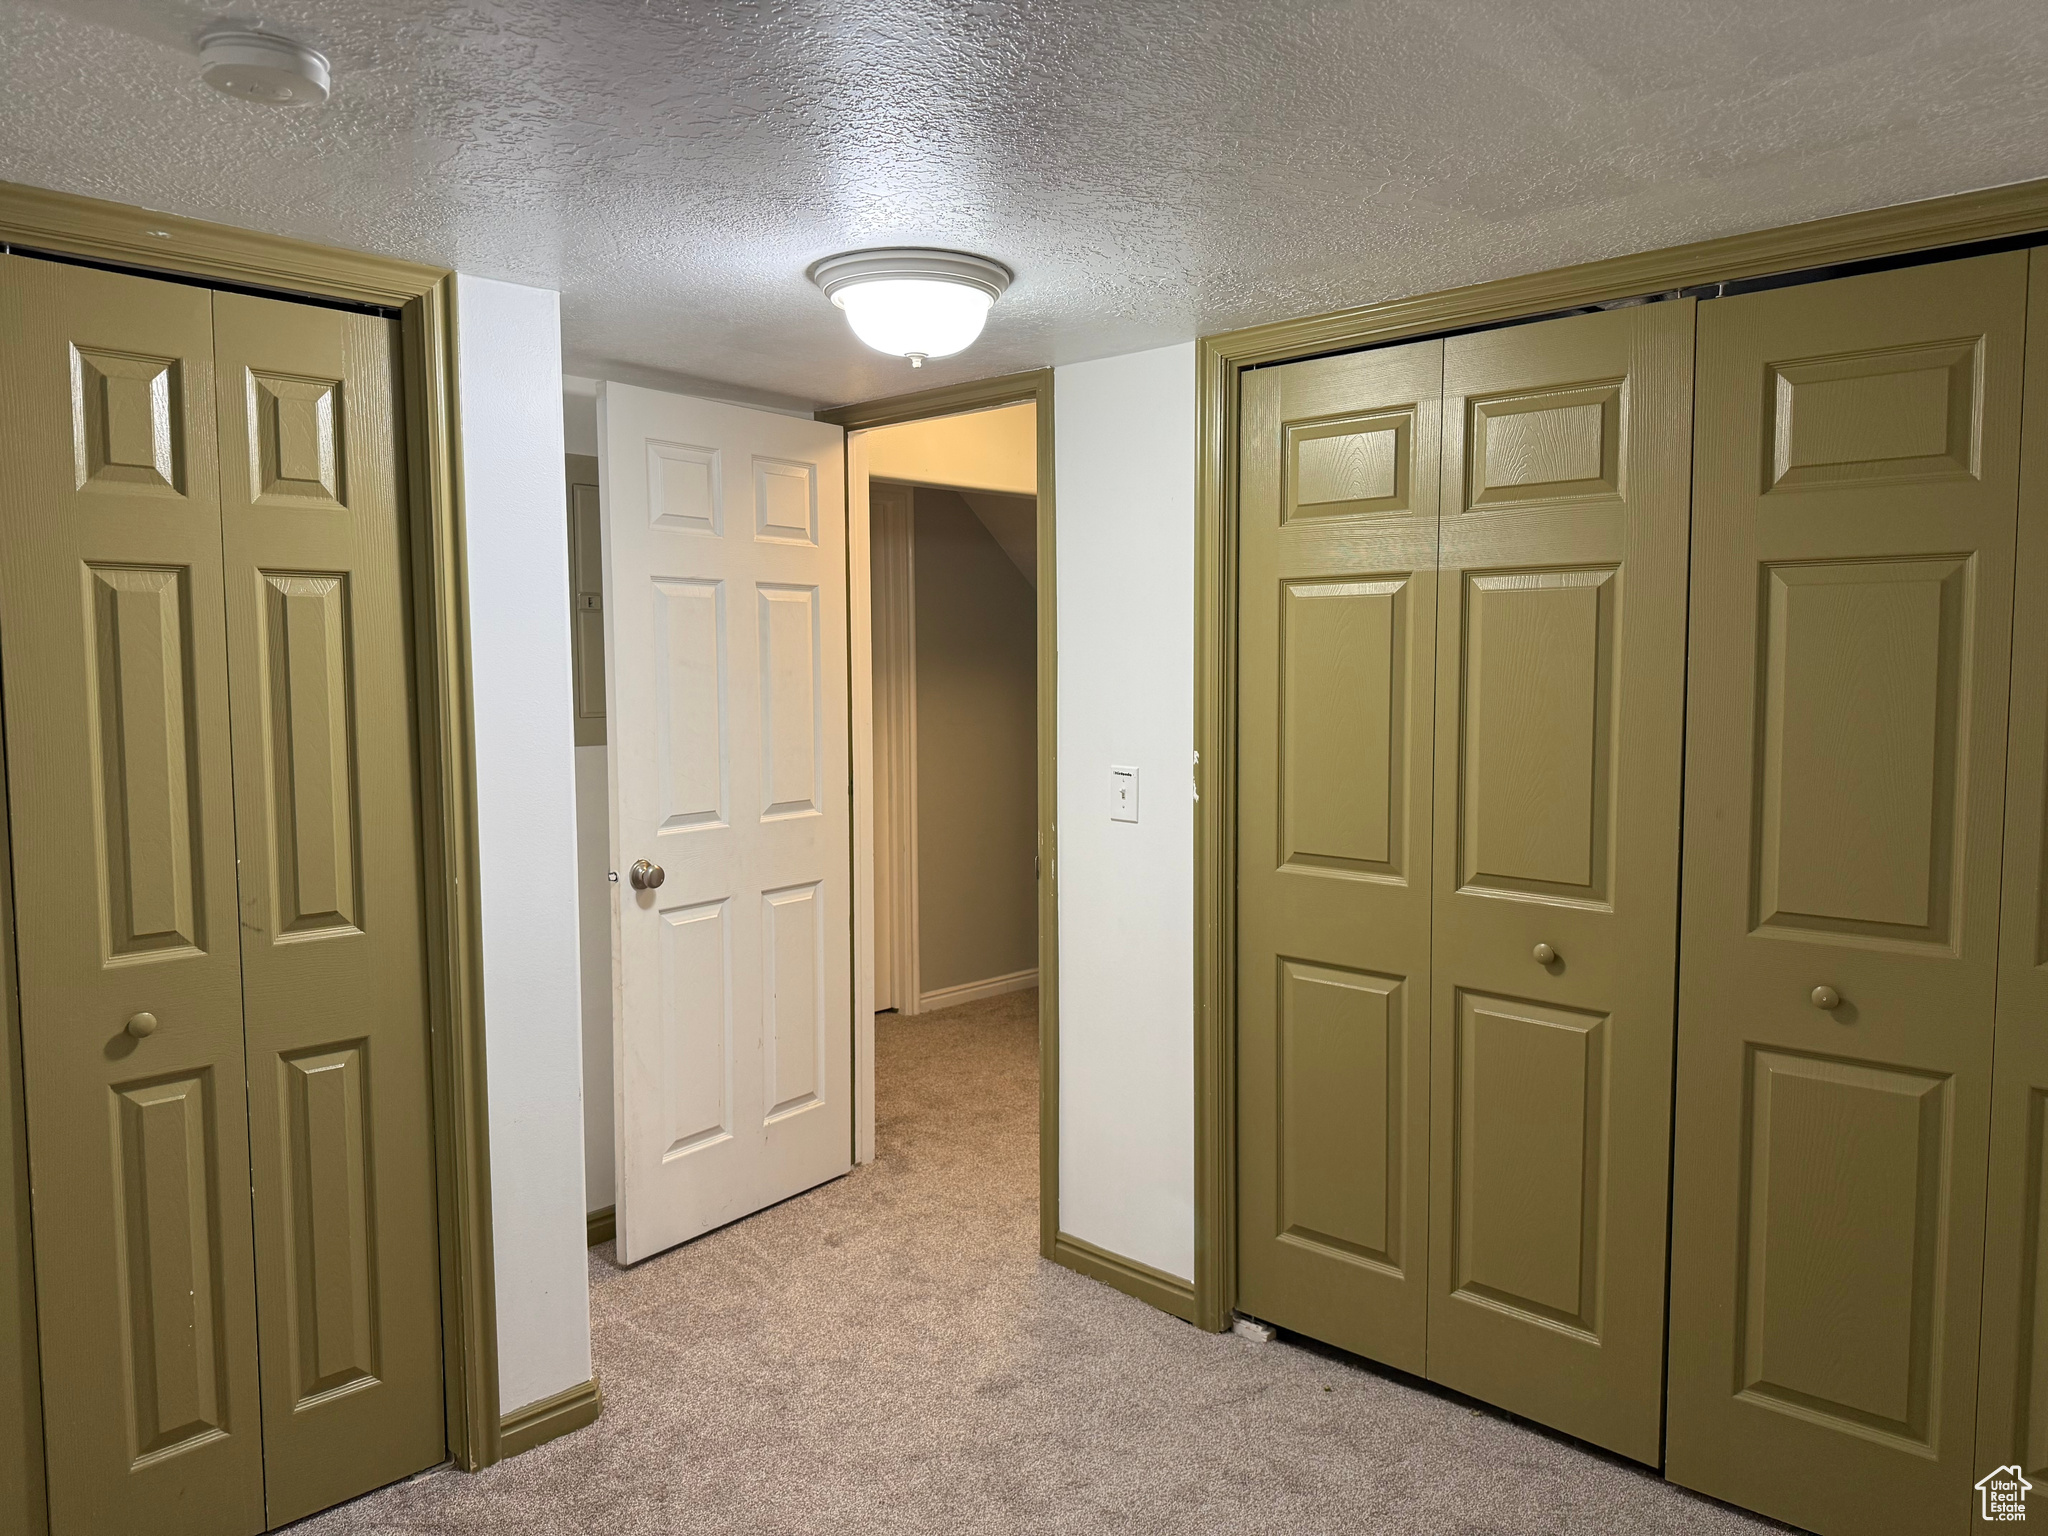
[629,859,665,890]
[1532,942,1557,965]
[125,1011,158,1038]
[1811,985,1841,1010]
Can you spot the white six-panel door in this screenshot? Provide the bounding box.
[599,384,852,1263]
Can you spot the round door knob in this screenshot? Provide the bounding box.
[125,1011,158,1039]
[1532,942,1557,965]
[629,859,665,891]
[1811,985,1842,1010]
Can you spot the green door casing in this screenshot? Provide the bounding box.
[1664,251,2028,1536]
[1234,337,1445,1372]
[0,256,446,1534]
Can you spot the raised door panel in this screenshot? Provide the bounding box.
[1975,250,2048,1524]
[0,255,265,1536]
[1448,992,1606,1336]
[1278,578,1407,878]
[211,292,445,1524]
[1235,339,1441,1373]
[113,1071,234,1461]
[758,584,822,820]
[659,898,732,1158]
[1427,300,1693,1467]
[1455,568,1615,903]
[87,564,208,957]
[1667,252,2025,1536]
[1275,962,1404,1271]
[653,576,728,831]
[763,882,825,1120]
[258,573,362,938]
[1739,1051,1948,1445]
[1754,559,1967,946]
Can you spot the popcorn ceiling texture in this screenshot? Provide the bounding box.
[3,0,2045,407]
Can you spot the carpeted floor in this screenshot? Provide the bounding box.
[297,988,1792,1535]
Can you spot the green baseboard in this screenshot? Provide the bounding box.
[1050,1232,1201,1325]
[499,1375,603,1460]
[586,1205,615,1247]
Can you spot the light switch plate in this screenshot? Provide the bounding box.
[1110,765,1139,823]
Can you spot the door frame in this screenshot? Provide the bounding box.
[1191,174,2048,1333]
[818,372,1063,1258]
[0,182,504,1471]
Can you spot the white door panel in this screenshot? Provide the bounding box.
[601,384,851,1262]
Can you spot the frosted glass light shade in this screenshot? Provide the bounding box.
[809,248,1013,365]
[834,279,992,360]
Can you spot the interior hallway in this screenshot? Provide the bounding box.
[297,990,1788,1535]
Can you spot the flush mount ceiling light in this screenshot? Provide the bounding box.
[199,27,330,106]
[808,248,1012,367]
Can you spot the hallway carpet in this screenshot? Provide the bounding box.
[299,988,1789,1535]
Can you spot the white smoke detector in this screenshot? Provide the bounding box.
[199,28,330,107]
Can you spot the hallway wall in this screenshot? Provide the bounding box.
[912,486,1040,999]
[1051,342,1198,1284]
[455,275,595,1416]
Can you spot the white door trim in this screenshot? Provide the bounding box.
[848,437,877,1163]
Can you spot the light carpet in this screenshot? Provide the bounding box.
[295,988,1792,1535]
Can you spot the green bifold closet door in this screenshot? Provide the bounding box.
[1665,250,2029,1536]
[0,255,445,1535]
[1235,297,1695,1463]
[1975,250,2048,1522]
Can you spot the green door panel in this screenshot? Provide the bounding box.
[211,292,446,1527]
[0,256,267,1536]
[1666,250,2027,1536]
[1235,338,1444,1371]
[1423,298,1696,1467]
[1972,249,2048,1526]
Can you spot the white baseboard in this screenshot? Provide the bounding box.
[918,967,1038,1012]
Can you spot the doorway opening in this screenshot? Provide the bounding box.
[860,405,1040,1023]
[830,378,1059,1256]
[567,370,1059,1269]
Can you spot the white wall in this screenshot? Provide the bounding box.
[455,274,594,1414]
[1053,343,1198,1283]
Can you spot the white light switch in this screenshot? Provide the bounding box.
[1110,765,1139,823]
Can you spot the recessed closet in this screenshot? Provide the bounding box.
[0,253,445,1534]
[1231,245,2048,1536]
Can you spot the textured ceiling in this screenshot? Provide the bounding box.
[3,1,2045,410]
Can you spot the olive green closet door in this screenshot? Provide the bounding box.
[211,292,446,1524]
[1666,252,2027,1536]
[1235,339,1444,1371]
[1425,299,1694,1465]
[0,257,267,1536]
[1973,248,2048,1519]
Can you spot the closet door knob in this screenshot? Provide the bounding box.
[125,1011,158,1038]
[1532,942,1557,965]
[1811,985,1841,1010]
[629,859,665,890]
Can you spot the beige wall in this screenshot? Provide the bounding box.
[864,402,1036,495]
[913,486,1039,995]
